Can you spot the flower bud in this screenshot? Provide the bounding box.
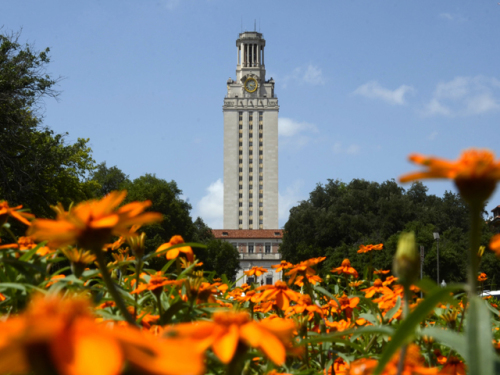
[127,232,146,258]
[393,232,419,287]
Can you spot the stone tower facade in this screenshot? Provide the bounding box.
[222,31,279,230]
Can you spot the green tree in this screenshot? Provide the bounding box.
[196,239,240,280]
[281,178,493,282]
[0,31,96,218]
[89,161,130,197]
[124,174,195,254]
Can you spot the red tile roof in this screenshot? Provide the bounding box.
[212,229,283,239]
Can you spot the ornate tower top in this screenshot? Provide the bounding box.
[235,31,266,83]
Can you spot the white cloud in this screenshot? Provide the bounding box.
[281,64,325,88]
[196,179,223,229]
[423,76,500,116]
[332,142,360,155]
[278,117,318,137]
[303,65,326,85]
[428,131,438,141]
[279,180,306,226]
[439,13,467,22]
[353,81,414,105]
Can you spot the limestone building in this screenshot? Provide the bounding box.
[215,31,283,286]
[222,31,279,230]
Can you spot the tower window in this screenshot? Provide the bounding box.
[249,167,253,172]
[259,176,263,181]
[249,124,253,130]
[239,193,242,198]
[239,150,242,155]
[239,202,242,207]
[249,176,253,181]
[249,132,253,138]
[259,193,263,198]
[239,219,242,224]
[239,185,242,189]
[259,141,263,146]
[249,158,253,164]
[249,141,253,146]
[239,112,243,120]
[239,210,242,216]
[248,244,254,253]
[239,124,242,130]
[249,185,252,190]
[259,124,263,130]
[239,176,242,181]
[239,141,242,146]
[249,220,253,225]
[259,150,263,155]
[239,167,242,172]
[265,244,271,254]
[249,211,253,216]
[259,202,263,207]
[249,150,252,155]
[249,202,253,207]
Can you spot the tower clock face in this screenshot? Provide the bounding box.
[244,77,258,93]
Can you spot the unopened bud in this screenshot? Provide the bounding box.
[128,232,146,258]
[393,232,419,287]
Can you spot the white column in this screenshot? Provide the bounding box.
[262,47,265,66]
[237,46,240,66]
[257,44,260,65]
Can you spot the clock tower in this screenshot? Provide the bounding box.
[222,31,279,230]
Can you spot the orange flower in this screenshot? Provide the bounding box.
[331,259,358,278]
[374,269,391,275]
[171,310,296,365]
[271,260,293,273]
[357,243,383,253]
[399,149,500,204]
[325,318,354,333]
[349,280,365,288]
[0,294,205,375]
[338,294,360,319]
[286,257,325,286]
[348,344,437,375]
[0,201,35,226]
[490,234,500,256]
[440,357,466,375]
[244,266,269,277]
[325,357,349,375]
[45,274,66,288]
[478,272,488,282]
[28,191,162,250]
[131,272,179,295]
[155,235,194,262]
[285,294,323,320]
[361,279,393,298]
[256,280,302,310]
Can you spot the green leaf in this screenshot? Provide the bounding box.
[303,325,394,345]
[418,327,466,359]
[160,300,187,325]
[373,285,461,375]
[359,312,379,325]
[465,296,495,375]
[19,242,45,261]
[161,259,176,274]
[0,282,26,292]
[384,296,401,323]
[314,285,340,306]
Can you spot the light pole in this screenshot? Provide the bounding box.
[433,232,440,285]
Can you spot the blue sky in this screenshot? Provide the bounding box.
[4,1,500,228]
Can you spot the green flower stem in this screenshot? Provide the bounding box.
[396,285,411,375]
[468,203,482,297]
[134,259,142,319]
[94,248,136,325]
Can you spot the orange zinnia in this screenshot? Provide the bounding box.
[28,191,162,250]
[0,201,35,226]
[244,266,269,277]
[171,310,296,365]
[399,149,500,204]
[477,272,488,282]
[361,278,393,298]
[0,294,205,375]
[285,257,325,287]
[271,260,293,273]
[348,344,437,375]
[155,235,194,262]
[357,243,383,253]
[256,280,302,310]
[331,259,359,278]
[490,234,500,256]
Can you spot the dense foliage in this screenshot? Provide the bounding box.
[0,32,97,219]
[281,179,496,284]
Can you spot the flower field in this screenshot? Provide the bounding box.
[1,149,500,375]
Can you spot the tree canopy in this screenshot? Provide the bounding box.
[0,31,96,218]
[281,179,496,284]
